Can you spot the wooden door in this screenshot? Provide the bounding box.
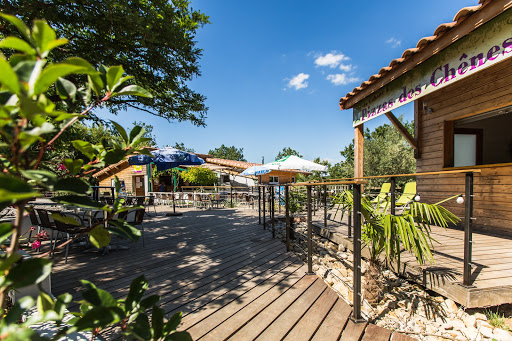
[133,175,145,196]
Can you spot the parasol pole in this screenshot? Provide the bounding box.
[172,167,176,214]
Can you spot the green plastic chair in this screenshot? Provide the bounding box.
[395,182,417,206]
[370,182,391,204]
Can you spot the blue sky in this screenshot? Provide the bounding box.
[97,0,476,164]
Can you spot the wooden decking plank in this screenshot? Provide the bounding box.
[311,298,352,341]
[254,279,327,340]
[164,252,297,316]
[53,231,271,293]
[182,262,305,333]
[283,287,339,341]
[157,243,288,313]
[208,275,316,341]
[361,324,392,341]
[339,319,368,341]
[67,238,283,310]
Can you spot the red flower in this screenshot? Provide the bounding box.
[31,240,41,249]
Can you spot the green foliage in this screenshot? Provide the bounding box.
[180,167,217,186]
[208,144,246,161]
[0,0,210,126]
[331,116,415,186]
[172,142,195,153]
[275,147,302,160]
[288,188,306,215]
[332,190,459,266]
[485,309,510,330]
[0,16,190,339]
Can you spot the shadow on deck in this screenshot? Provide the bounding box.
[50,207,414,340]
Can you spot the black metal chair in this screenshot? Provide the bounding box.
[116,209,145,247]
[51,212,87,264]
[36,209,57,255]
[146,195,157,216]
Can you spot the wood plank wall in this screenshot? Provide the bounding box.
[416,57,512,235]
[97,163,148,195]
[260,171,298,185]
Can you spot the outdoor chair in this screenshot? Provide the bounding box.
[395,182,417,213]
[27,208,41,246]
[51,212,88,264]
[36,209,57,254]
[117,209,145,247]
[146,195,157,216]
[212,193,222,208]
[135,196,145,206]
[370,182,391,205]
[124,196,134,206]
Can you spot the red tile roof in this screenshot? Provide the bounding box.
[339,0,505,110]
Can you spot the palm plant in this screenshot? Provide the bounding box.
[332,189,459,303]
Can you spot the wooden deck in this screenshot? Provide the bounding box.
[306,207,512,308]
[50,207,414,340]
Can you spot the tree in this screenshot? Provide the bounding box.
[334,116,415,186]
[0,0,210,126]
[275,147,302,160]
[180,167,216,186]
[172,142,195,153]
[209,144,246,161]
[0,15,190,339]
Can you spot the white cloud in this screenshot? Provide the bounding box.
[314,52,349,68]
[338,64,353,72]
[326,74,360,86]
[386,37,402,48]
[287,73,310,90]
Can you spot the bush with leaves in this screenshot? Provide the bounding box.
[332,190,459,304]
[180,167,216,186]
[0,14,190,340]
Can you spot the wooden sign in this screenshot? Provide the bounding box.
[353,9,512,126]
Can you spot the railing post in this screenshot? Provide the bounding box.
[271,185,275,238]
[258,186,261,225]
[285,184,290,252]
[348,184,352,238]
[313,186,316,216]
[390,177,396,215]
[230,185,233,207]
[323,185,328,227]
[306,185,313,274]
[262,186,266,229]
[278,186,281,213]
[463,172,474,286]
[352,183,363,322]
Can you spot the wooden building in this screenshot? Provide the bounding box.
[339,0,512,236]
[93,159,150,197]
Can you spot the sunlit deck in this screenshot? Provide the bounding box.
[306,208,512,308]
[50,207,413,340]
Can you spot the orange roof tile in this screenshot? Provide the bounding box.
[338,1,502,110]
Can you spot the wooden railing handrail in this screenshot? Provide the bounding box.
[326,168,482,181]
[180,185,252,189]
[289,180,367,187]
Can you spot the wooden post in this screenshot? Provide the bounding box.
[352,183,363,322]
[230,185,233,207]
[285,185,290,252]
[258,186,261,225]
[354,124,364,181]
[323,185,327,227]
[262,186,266,229]
[307,186,313,274]
[348,184,352,238]
[463,172,474,286]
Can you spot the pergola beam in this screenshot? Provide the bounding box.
[385,111,418,150]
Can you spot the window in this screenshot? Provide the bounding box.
[444,105,512,167]
[269,176,279,184]
[221,174,230,183]
[291,177,295,183]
